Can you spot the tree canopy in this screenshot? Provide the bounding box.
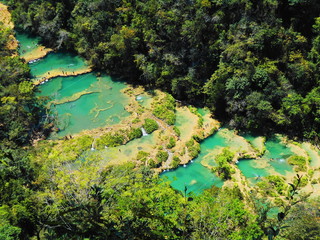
[2,1,320,239]
[8,0,320,141]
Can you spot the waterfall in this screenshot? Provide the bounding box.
[141,127,148,136]
[91,140,95,151]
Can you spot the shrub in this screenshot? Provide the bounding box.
[152,94,176,125]
[132,118,141,124]
[167,137,176,149]
[173,126,181,137]
[170,156,181,168]
[192,134,204,142]
[186,139,200,158]
[293,175,308,187]
[96,133,124,149]
[137,151,149,162]
[288,155,307,172]
[148,159,157,168]
[128,128,142,140]
[143,118,158,134]
[266,175,287,195]
[213,148,235,180]
[156,151,169,163]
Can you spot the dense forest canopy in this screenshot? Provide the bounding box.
[7,0,320,141]
[0,17,43,238]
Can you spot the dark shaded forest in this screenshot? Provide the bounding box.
[7,0,320,142]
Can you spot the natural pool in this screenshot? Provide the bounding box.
[239,135,294,177]
[17,32,130,138]
[37,74,95,101]
[237,159,270,180]
[136,93,153,109]
[162,129,297,194]
[161,129,231,194]
[30,52,88,78]
[161,161,223,195]
[17,30,319,195]
[301,142,320,168]
[16,32,41,57]
[38,73,130,138]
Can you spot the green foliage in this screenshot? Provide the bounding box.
[156,151,169,164]
[257,175,287,196]
[280,199,320,240]
[4,1,320,239]
[128,127,142,141]
[288,155,308,171]
[136,151,149,162]
[29,163,187,239]
[95,128,143,149]
[170,156,181,169]
[192,134,204,142]
[190,187,263,239]
[166,136,176,149]
[0,23,14,57]
[152,94,176,125]
[0,223,21,240]
[186,139,200,158]
[0,54,41,144]
[213,148,235,180]
[96,133,124,148]
[293,174,309,187]
[142,118,158,134]
[131,118,140,124]
[9,0,320,141]
[173,126,181,137]
[0,22,44,239]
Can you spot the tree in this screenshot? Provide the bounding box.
[190,187,263,239]
[213,148,235,180]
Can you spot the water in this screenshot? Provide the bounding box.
[236,136,294,179]
[16,30,307,194]
[162,129,297,193]
[302,143,320,168]
[30,52,87,78]
[141,127,148,136]
[136,94,153,108]
[37,74,96,101]
[161,129,230,194]
[16,31,41,57]
[241,134,264,152]
[161,161,223,195]
[16,32,131,138]
[46,74,130,137]
[263,137,294,175]
[237,159,271,179]
[37,77,63,98]
[197,107,209,117]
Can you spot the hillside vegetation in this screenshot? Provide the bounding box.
[8,0,320,141]
[1,1,320,239]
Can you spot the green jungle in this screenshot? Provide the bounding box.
[1,0,320,239]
